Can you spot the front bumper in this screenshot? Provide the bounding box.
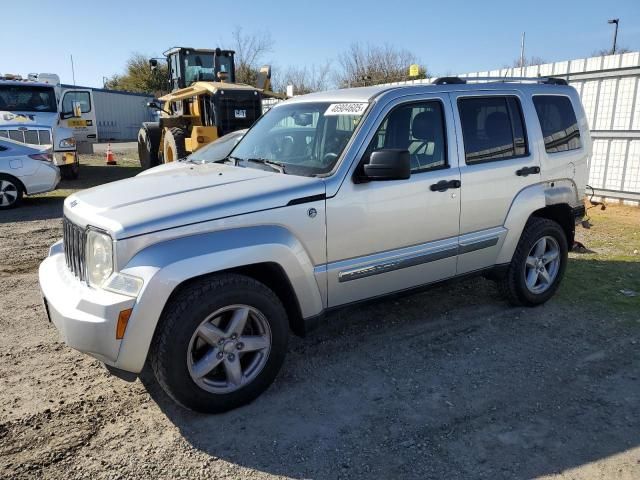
[39,241,136,365]
[53,150,78,166]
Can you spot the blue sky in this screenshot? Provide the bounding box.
[3,0,639,88]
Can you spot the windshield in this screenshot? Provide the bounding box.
[0,85,57,113]
[184,51,235,84]
[230,101,366,176]
[187,130,245,163]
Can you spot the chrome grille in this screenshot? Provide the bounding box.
[0,128,53,145]
[63,217,87,281]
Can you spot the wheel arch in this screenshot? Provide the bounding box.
[113,225,323,373]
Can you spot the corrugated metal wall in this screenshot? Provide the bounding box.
[92,89,156,142]
[385,52,640,203]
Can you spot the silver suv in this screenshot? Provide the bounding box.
[39,77,590,412]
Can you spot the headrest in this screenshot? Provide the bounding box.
[411,110,440,141]
[484,111,510,140]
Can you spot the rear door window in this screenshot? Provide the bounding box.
[458,96,528,164]
[533,95,581,153]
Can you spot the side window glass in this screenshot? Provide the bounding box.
[533,95,581,153]
[367,101,447,173]
[458,96,528,164]
[62,92,91,113]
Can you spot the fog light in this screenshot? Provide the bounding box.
[197,136,205,143]
[116,308,133,339]
[103,272,143,297]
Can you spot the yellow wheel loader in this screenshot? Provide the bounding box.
[137,47,278,169]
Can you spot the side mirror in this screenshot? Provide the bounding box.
[149,58,158,71]
[363,149,411,180]
[147,101,160,109]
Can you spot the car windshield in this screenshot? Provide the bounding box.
[186,130,245,163]
[0,85,57,113]
[230,101,366,176]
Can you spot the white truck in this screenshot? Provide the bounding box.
[0,73,95,179]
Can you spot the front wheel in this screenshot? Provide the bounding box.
[498,217,568,306]
[150,274,289,413]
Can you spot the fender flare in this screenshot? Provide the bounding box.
[496,184,546,264]
[114,225,323,373]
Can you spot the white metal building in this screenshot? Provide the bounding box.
[62,85,156,142]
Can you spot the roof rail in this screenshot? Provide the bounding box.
[451,76,568,86]
[433,76,466,85]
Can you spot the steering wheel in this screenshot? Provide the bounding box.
[322,152,338,165]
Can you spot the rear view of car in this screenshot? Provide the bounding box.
[0,138,60,208]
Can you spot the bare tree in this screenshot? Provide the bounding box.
[230,27,274,85]
[591,46,631,56]
[274,62,332,95]
[512,56,547,68]
[336,43,425,87]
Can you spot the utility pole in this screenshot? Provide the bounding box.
[520,32,526,68]
[608,18,619,55]
[70,54,76,86]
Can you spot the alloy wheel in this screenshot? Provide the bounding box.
[524,235,561,294]
[187,305,272,394]
[0,180,18,207]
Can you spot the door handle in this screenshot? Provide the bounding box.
[516,166,540,177]
[430,179,461,192]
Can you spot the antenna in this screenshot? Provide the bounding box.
[520,32,526,70]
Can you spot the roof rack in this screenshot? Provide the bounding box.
[432,76,568,86]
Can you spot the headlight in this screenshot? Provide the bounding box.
[86,229,113,287]
[59,137,76,148]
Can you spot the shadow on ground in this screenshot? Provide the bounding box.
[141,263,640,479]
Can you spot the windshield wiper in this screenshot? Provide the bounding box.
[243,157,287,174]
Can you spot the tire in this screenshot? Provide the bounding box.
[162,127,187,163]
[0,174,23,209]
[498,217,568,306]
[60,161,79,180]
[150,273,289,413]
[138,125,160,170]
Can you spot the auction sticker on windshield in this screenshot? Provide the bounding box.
[325,103,368,116]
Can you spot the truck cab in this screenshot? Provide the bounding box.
[0,73,90,179]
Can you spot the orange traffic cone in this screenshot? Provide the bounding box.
[105,143,117,165]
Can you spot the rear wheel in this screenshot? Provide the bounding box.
[498,217,568,306]
[150,274,289,413]
[138,126,160,169]
[0,175,23,209]
[60,160,79,180]
[162,127,187,163]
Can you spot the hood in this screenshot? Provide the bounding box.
[0,111,58,129]
[64,162,325,239]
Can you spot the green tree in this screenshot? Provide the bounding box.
[104,53,168,96]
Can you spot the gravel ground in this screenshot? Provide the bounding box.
[1,156,639,479]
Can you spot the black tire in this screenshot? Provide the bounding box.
[60,161,79,180]
[150,273,289,413]
[138,125,160,170]
[0,174,23,209]
[498,217,568,306]
[162,127,187,163]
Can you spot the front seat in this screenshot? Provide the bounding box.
[410,110,443,170]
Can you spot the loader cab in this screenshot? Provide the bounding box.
[162,47,236,91]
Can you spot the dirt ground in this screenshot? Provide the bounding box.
[1,154,639,479]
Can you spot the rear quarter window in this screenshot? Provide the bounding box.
[532,95,581,154]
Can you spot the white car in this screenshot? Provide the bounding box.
[0,138,60,209]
